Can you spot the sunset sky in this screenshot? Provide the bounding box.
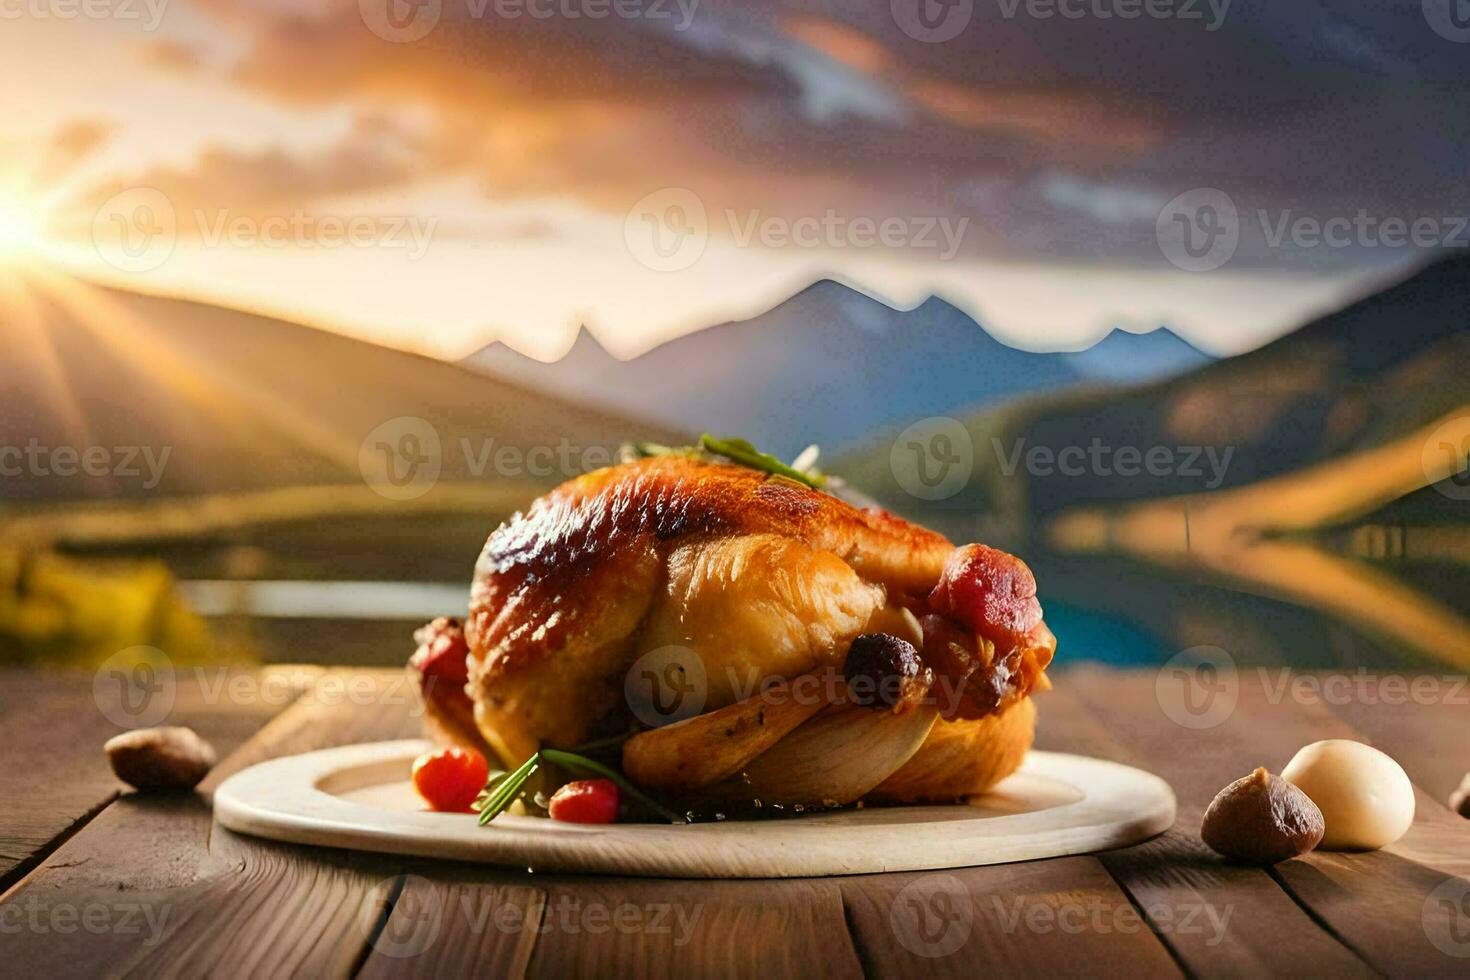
[2,1,1467,360]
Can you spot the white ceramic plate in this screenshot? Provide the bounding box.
[214,740,1174,879]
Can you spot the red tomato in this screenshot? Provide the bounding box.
[548,779,620,824]
[412,747,490,813]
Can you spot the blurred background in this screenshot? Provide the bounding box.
[1,0,1466,676]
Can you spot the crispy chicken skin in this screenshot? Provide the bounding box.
[460,456,1056,795]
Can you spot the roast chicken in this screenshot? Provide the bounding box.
[412,454,1056,807]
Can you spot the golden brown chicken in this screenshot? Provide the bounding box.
[411,454,1056,808]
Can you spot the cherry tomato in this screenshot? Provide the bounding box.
[412,746,490,813]
[548,778,620,824]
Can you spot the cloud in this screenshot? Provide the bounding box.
[72,111,432,219]
[45,0,1470,275]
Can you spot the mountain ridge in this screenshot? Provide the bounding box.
[466,278,1214,457]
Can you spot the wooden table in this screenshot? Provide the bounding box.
[3,666,1468,977]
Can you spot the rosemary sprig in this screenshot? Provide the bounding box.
[619,434,827,490]
[475,755,539,825]
[699,435,826,489]
[473,748,685,825]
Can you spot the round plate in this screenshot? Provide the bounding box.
[214,740,1174,879]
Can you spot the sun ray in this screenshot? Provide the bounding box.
[0,271,94,451]
[21,266,365,477]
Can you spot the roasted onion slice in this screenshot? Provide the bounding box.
[735,700,939,807]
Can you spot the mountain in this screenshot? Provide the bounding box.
[1061,326,1212,384]
[465,281,1212,460]
[0,280,684,505]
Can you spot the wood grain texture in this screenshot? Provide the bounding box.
[1061,666,1470,977]
[1036,679,1377,979]
[0,669,419,978]
[527,877,862,980]
[841,857,1183,979]
[5,667,1467,979]
[0,667,291,894]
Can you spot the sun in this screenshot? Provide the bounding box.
[0,196,43,259]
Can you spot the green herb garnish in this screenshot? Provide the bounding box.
[474,748,685,825]
[619,434,827,490]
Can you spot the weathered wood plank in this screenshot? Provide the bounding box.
[357,875,545,980]
[1037,677,1376,979]
[526,877,861,980]
[1064,666,1470,977]
[841,856,1183,979]
[0,670,418,978]
[0,667,295,894]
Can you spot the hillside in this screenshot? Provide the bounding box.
[1,280,684,505]
[838,254,1470,542]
